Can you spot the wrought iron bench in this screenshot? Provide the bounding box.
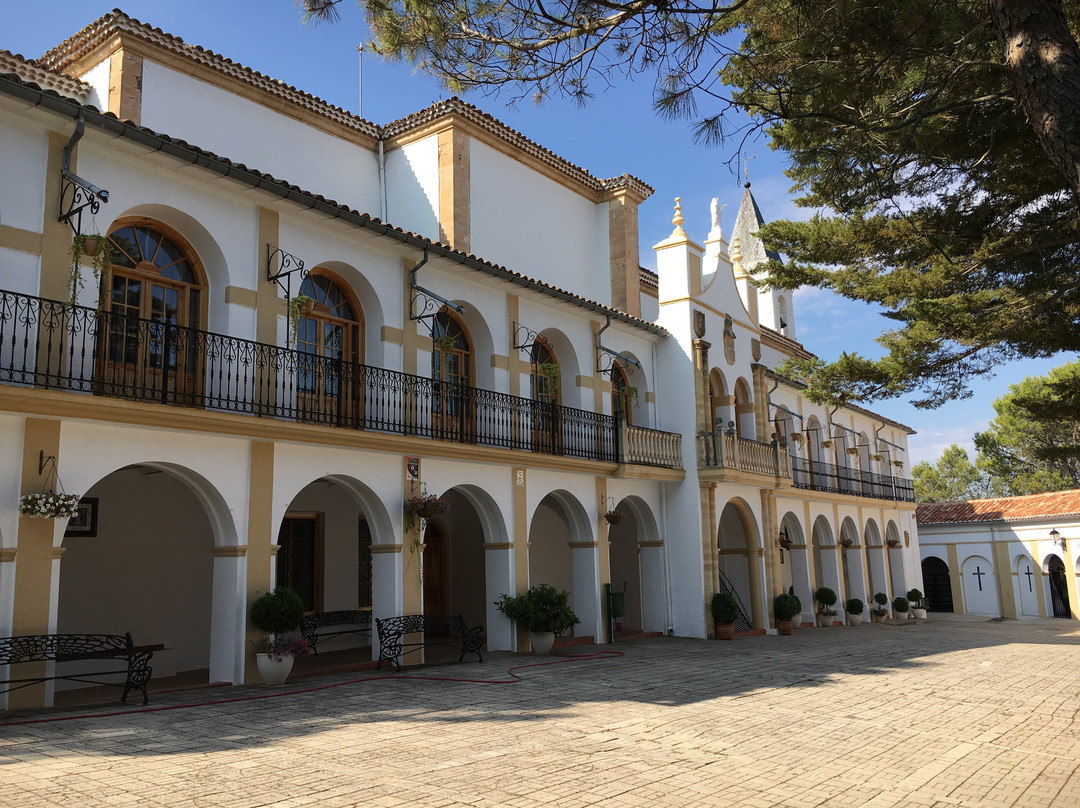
[300,610,372,655]
[376,615,484,670]
[0,633,153,706]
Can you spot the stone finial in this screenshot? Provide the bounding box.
[730,236,743,270]
[670,197,687,238]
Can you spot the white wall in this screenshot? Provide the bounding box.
[0,108,48,233]
[385,136,439,242]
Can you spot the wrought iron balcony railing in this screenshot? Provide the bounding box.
[790,456,915,503]
[0,289,681,469]
[697,428,914,503]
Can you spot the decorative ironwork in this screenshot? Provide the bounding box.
[0,632,152,705]
[790,456,915,503]
[265,245,308,297]
[57,114,110,237]
[300,610,372,655]
[409,249,464,336]
[0,287,679,467]
[376,614,483,670]
[595,315,640,377]
[717,570,754,634]
[513,321,552,357]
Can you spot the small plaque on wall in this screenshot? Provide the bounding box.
[65,497,98,538]
[405,457,420,481]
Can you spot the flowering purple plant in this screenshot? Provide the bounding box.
[403,493,448,530]
[260,636,311,662]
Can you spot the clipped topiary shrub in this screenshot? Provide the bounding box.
[251,587,305,635]
[845,598,864,614]
[711,591,739,624]
[774,593,800,622]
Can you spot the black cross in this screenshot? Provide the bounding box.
[972,565,985,591]
[1024,565,1034,593]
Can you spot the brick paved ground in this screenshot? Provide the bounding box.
[2,616,1080,807]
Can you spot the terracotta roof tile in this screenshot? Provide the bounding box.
[916,490,1080,525]
[0,49,90,102]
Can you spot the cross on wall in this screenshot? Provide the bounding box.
[972,565,985,591]
[1024,565,1034,592]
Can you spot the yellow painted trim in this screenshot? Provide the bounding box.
[0,549,15,562]
[224,286,257,308]
[381,326,404,345]
[490,354,509,370]
[256,208,281,345]
[212,546,248,558]
[244,441,274,684]
[645,392,655,403]
[370,543,404,554]
[484,542,514,550]
[51,547,66,560]
[568,541,598,549]
[638,540,664,548]
[0,225,42,255]
[946,543,964,614]
[576,374,595,390]
[40,132,71,302]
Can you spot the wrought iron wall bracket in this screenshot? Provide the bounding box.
[410,249,463,337]
[513,321,551,358]
[266,245,308,298]
[58,113,109,238]
[595,316,640,377]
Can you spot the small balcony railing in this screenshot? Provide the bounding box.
[696,429,791,477]
[790,456,915,503]
[0,289,681,468]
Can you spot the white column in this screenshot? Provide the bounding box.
[571,542,601,641]
[639,542,667,633]
[211,548,247,685]
[484,544,515,651]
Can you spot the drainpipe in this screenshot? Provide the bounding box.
[378,138,387,222]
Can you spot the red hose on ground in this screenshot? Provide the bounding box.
[0,649,624,728]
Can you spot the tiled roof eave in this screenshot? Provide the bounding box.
[0,73,667,338]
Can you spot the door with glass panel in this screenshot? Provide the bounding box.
[431,309,474,441]
[101,223,203,404]
[294,273,362,426]
[530,341,562,454]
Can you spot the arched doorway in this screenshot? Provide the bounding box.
[779,512,811,623]
[885,521,906,596]
[431,307,474,440]
[811,515,840,601]
[57,463,233,697]
[611,363,635,425]
[717,500,757,632]
[921,557,953,613]
[102,220,206,403]
[1047,555,1071,618]
[294,271,363,425]
[839,517,865,609]
[1013,555,1038,617]
[529,491,597,640]
[530,340,561,453]
[961,554,998,615]
[864,520,887,602]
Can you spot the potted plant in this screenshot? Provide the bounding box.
[403,492,448,531]
[19,490,82,519]
[815,586,838,627]
[845,598,864,626]
[789,433,804,446]
[287,294,315,348]
[774,593,800,636]
[892,460,904,469]
[496,584,580,654]
[886,536,902,548]
[871,453,884,462]
[433,333,456,353]
[871,592,889,623]
[820,439,834,449]
[711,591,739,640]
[846,447,859,455]
[604,509,624,525]
[907,588,927,619]
[892,596,910,621]
[839,536,854,548]
[250,586,307,685]
[617,385,639,411]
[536,361,560,395]
[68,233,115,305]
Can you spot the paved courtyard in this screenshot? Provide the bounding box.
[2,616,1080,807]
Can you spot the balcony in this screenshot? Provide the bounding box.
[697,429,915,503]
[0,290,681,469]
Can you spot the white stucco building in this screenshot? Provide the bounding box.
[0,10,921,708]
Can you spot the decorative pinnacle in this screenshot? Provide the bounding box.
[670,197,687,238]
[730,236,744,275]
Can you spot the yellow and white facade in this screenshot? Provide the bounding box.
[0,10,921,709]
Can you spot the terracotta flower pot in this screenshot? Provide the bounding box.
[80,236,100,257]
[715,622,735,641]
[777,620,793,636]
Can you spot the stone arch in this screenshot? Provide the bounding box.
[811,515,840,607]
[779,511,810,621]
[709,369,733,432]
[839,516,865,607]
[1013,553,1040,617]
[961,553,999,616]
[717,497,760,630]
[528,489,598,641]
[608,495,660,634]
[733,376,755,438]
[864,519,888,603]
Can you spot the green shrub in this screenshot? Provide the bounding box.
[893,596,910,612]
[845,598,864,614]
[250,587,305,634]
[495,584,580,635]
[815,587,838,614]
[774,593,801,622]
[787,586,802,614]
[906,588,924,603]
[873,592,889,607]
[711,591,739,624]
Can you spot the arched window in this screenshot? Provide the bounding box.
[431,308,474,439]
[530,340,561,453]
[295,271,363,424]
[103,221,205,403]
[611,363,634,425]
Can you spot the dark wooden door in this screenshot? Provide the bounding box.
[922,557,953,613]
[1049,556,1071,618]
[423,522,448,615]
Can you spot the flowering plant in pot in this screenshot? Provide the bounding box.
[774,593,800,636]
[845,597,865,626]
[495,583,579,654]
[820,439,834,449]
[906,589,927,619]
[886,536,902,548]
[403,493,448,531]
[871,592,889,622]
[250,586,306,685]
[19,491,82,519]
[711,591,739,640]
[815,586,838,627]
[604,509,624,525]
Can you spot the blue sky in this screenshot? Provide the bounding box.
[5,1,1071,466]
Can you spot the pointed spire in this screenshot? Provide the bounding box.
[731,183,781,270]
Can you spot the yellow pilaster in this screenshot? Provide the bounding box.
[243,440,275,684]
[1064,541,1080,620]
[946,543,964,614]
[41,132,73,303]
[596,477,611,639]
[257,207,281,345]
[760,489,778,626]
[992,532,1017,619]
[512,467,530,649]
[10,418,63,707]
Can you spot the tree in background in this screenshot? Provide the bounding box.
[911,445,1005,503]
[301,0,1080,417]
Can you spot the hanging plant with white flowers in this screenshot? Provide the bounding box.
[19,491,82,519]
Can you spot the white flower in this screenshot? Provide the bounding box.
[19,492,82,519]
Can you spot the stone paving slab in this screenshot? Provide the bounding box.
[2,619,1080,807]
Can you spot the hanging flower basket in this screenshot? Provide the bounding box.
[886,537,902,548]
[778,536,793,550]
[789,433,804,445]
[871,453,884,462]
[839,536,854,548]
[820,439,833,448]
[892,460,904,468]
[403,493,448,530]
[846,447,859,455]
[604,510,624,525]
[19,491,82,519]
